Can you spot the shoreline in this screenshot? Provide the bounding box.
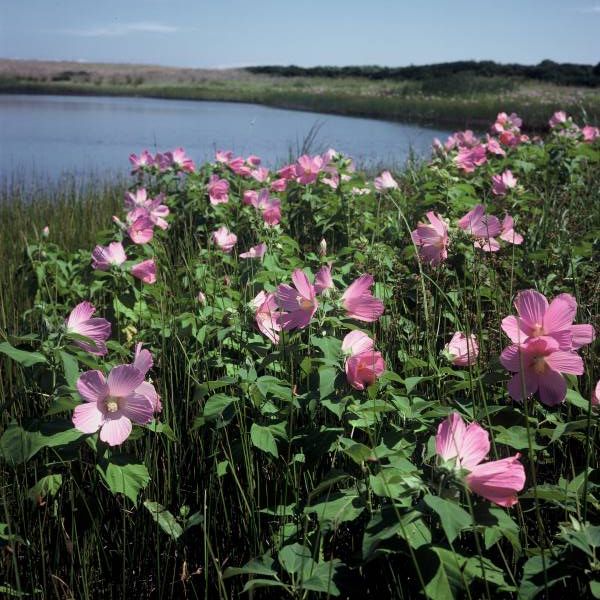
[2,80,595,132]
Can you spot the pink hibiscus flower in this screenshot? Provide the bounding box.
[592,381,600,406]
[131,259,157,284]
[341,274,384,322]
[92,242,127,270]
[458,204,501,252]
[374,170,398,192]
[455,145,487,173]
[436,412,526,507]
[212,226,237,253]
[215,150,233,163]
[131,344,162,413]
[129,150,154,172]
[276,269,318,331]
[501,289,595,350]
[207,175,229,205]
[491,170,517,196]
[294,155,323,185]
[444,332,479,367]
[582,126,600,143]
[500,337,583,406]
[252,291,281,344]
[165,147,195,172]
[126,208,155,245]
[240,243,267,259]
[500,215,523,245]
[342,330,385,390]
[314,264,334,294]
[65,301,111,356]
[549,111,567,129]
[411,212,449,266]
[72,365,154,446]
[485,136,506,157]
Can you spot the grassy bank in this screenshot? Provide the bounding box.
[2,59,600,130]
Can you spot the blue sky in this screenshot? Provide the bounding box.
[1,0,599,68]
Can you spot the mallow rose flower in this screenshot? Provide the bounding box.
[131,259,157,284]
[501,289,595,350]
[444,332,479,366]
[92,242,127,270]
[455,145,487,173]
[131,343,162,413]
[485,135,506,157]
[458,204,501,252]
[582,126,600,143]
[491,170,517,196]
[252,291,281,344]
[240,243,267,259]
[276,269,318,330]
[341,274,384,322]
[295,155,323,185]
[207,175,229,205]
[129,150,154,171]
[65,302,111,356]
[500,337,583,406]
[315,264,334,294]
[436,412,526,507]
[500,215,523,245]
[215,150,233,163]
[126,208,155,245]
[342,330,385,390]
[411,212,449,266]
[72,365,154,446]
[125,190,170,230]
[592,381,600,407]
[165,147,195,172]
[549,111,567,128]
[212,226,237,253]
[374,170,398,191]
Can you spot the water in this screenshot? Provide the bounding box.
[0,94,451,180]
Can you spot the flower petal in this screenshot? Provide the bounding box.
[72,402,104,434]
[99,416,132,446]
[107,365,144,397]
[77,370,108,403]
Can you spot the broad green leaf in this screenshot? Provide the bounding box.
[300,559,341,595]
[97,455,150,504]
[59,351,79,388]
[250,423,279,457]
[144,500,184,540]
[304,491,365,529]
[0,341,46,367]
[278,543,313,575]
[29,474,63,503]
[424,495,472,543]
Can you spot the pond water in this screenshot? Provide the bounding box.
[0,94,452,180]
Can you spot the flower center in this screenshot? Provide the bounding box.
[105,397,120,413]
[532,356,547,375]
[299,297,314,311]
[531,323,544,337]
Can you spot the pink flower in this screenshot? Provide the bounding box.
[207,175,229,205]
[41,225,50,238]
[246,154,261,167]
[277,164,297,180]
[215,150,233,163]
[197,291,207,305]
[257,190,281,226]
[582,125,600,143]
[65,301,111,356]
[500,337,584,406]
[251,167,270,182]
[593,381,600,406]
[270,178,288,192]
[455,145,487,173]
[549,111,567,128]
[124,188,149,210]
[436,412,525,507]
[243,190,259,207]
[341,274,384,322]
[491,112,522,134]
[485,136,506,157]
[501,289,595,351]
[165,147,195,172]
[500,215,523,245]
[227,156,252,177]
[411,212,449,266]
[491,170,517,196]
[444,332,479,366]
[240,243,267,259]
[72,365,154,446]
[295,154,323,185]
[253,291,281,343]
[131,259,157,284]
[129,150,154,171]
[321,167,339,189]
[132,343,162,413]
[314,264,334,294]
[92,242,127,270]
[458,205,501,252]
[276,269,318,330]
[125,190,169,230]
[126,208,155,245]
[342,330,385,390]
[212,226,237,253]
[374,170,398,192]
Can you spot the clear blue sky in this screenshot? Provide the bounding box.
[1,0,599,68]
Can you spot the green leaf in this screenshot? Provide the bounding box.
[278,543,313,575]
[97,455,150,503]
[144,501,184,540]
[319,366,338,400]
[0,341,46,367]
[300,559,341,595]
[424,495,472,543]
[422,546,466,599]
[250,423,279,458]
[59,351,79,388]
[193,393,237,428]
[304,491,365,529]
[29,474,63,503]
[223,556,277,580]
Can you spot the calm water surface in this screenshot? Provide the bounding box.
[0,94,451,180]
